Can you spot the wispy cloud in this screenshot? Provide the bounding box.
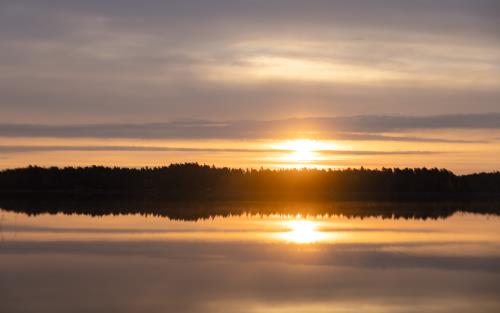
[0,145,440,156]
[0,114,496,142]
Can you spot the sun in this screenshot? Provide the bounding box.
[277,139,328,163]
[279,219,326,244]
[272,139,343,168]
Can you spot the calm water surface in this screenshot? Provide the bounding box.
[1,207,500,313]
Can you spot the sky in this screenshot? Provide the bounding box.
[0,0,499,172]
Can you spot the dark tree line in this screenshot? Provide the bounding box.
[0,163,499,200]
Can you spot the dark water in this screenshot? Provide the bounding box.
[1,204,500,313]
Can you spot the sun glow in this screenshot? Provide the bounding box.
[277,139,332,163]
[280,219,326,244]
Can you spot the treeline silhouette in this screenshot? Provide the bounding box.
[0,163,499,201]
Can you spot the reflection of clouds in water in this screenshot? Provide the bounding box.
[0,224,440,234]
[1,241,500,313]
[2,241,500,273]
[1,212,500,313]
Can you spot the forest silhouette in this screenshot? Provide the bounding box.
[0,163,499,202]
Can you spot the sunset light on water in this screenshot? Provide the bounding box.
[1,1,499,313]
[279,219,328,244]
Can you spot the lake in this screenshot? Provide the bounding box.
[1,203,500,313]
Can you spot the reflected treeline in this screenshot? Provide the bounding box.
[1,164,500,201]
[1,199,499,221]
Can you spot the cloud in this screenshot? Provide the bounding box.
[0,145,441,157]
[2,1,498,42]
[0,1,499,123]
[0,114,497,142]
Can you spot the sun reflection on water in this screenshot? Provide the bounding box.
[279,219,327,244]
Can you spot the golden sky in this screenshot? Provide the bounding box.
[0,1,499,172]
